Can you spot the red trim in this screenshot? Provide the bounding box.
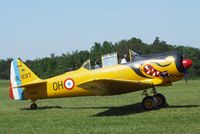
[182,59,192,69]
[9,81,14,99]
[64,78,75,90]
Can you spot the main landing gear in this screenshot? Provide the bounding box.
[30,99,37,110]
[142,87,166,110]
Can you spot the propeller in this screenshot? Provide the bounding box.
[182,59,192,84]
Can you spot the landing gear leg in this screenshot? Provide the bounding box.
[142,89,148,96]
[30,99,37,110]
[151,87,157,94]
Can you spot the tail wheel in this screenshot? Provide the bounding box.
[30,103,37,110]
[142,96,157,110]
[153,93,166,107]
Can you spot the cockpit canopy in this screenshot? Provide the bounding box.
[81,49,139,70]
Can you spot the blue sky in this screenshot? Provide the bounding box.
[0,0,199,60]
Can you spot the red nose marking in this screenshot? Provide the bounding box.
[182,59,192,69]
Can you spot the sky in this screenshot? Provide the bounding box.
[0,0,199,60]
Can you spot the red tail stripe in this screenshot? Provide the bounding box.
[9,81,14,100]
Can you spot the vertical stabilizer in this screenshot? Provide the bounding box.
[10,59,40,100]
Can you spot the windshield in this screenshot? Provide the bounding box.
[81,59,91,70]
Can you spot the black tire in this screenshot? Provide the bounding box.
[30,103,37,110]
[153,93,166,107]
[142,96,157,110]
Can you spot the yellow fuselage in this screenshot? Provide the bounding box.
[23,56,184,100]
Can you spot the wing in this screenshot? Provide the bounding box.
[77,78,163,95]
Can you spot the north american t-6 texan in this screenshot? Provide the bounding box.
[9,51,192,110]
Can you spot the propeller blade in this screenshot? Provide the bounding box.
[184,68,188,85]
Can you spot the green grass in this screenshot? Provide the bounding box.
[0,80,200,134]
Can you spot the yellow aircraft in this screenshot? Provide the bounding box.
[9,52,192,110]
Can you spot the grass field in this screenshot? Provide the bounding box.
[0,80,200,134]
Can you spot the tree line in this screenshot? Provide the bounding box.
[0,37,200,79]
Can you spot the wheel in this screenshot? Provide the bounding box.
[153,93,166,107]
[142,96,157,110]
[30,103,37,110]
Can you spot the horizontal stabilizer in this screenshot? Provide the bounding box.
[14,80,47,88]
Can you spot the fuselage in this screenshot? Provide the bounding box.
[23,52,185,100]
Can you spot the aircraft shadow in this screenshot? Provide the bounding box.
[20,103,200,115]
[93,103,146,117]
[93,103,200,117]
[20,106,63,110]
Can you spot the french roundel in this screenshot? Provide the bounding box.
[64,78,75,90]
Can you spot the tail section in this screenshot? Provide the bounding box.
[10,59,40,100]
